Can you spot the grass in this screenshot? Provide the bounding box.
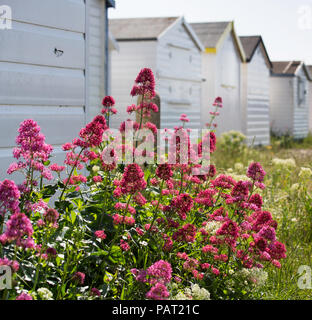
[212,133,312,300]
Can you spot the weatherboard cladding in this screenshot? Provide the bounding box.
[270,61,310,138]
[109,17,203,130]
[239,36,271,146]
[0,0,109,180]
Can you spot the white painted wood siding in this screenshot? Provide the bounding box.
[0,0,107,180]
[215,33,242,135]
[156,20,202,129]
[269,77,294,136]
[110,41,157,129]
[292,68,309,139]
[245,46,270,146]
[85,0,106,121]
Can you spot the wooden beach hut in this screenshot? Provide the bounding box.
[0,0,116,179]
[190,21,246,135]
[109,16,204,130]
[270,61,312,139]
[240,36,272,146]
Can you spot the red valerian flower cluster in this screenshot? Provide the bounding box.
[1,67,287,301]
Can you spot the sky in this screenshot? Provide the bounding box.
[109,0,312,65]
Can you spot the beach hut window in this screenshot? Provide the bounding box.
[298,77,306,106]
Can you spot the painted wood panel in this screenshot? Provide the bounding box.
[85,0,106,122]
[110,40,157,129]
[0,105,85,148]
[8,0,85,33]
[0,21,85,69]
[269,77,294,135]
[157,20,202,129]
[245,46,270,145]
[0,62,85,106]
[214,33,242,136]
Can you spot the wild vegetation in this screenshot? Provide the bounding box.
[0,69,310,300]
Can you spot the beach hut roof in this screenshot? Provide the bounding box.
[239,35,272,68]
[109,16,204,51]
[272,61,312,80]
[190,21,246,61]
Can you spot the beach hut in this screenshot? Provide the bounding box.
[239,36,272,146]
[109,16,204,130]
[190,21,246,135]
[270,61,312,139]
[0,0,116,179]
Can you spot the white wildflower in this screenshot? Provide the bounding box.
[298,167,312,180]
[204,220,223,235]
[272,158,296,170]
[37,287,53,300]
[234,162,244,172]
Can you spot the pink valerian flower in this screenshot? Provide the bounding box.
[211,175,236,189]
[126,104,137,114]
[144,122,158,135]
[172,223,196,243]
[0,212,34,249]
[119,164,147,194]
[147,260,172,284]
[146,282,170,300]
[170,193,193,220]
[72,272,85,285]
[46,247,57,258]
[0,179,20,217]
[94,230,107,240]
[63,174,87,186]
[77,115,107,148]
[92,175,103,183]
[0,257,19,273]
[43,208,59,228]
[91,288,101,297]
[227,180,250,203]
[216,220,239,238]
[183,258,200,271]
[131,268,148,283]
[257,225,276,241]
[131,68,156,99]
[177,252,189,260]
[101,96,116,115]
[180,114,190,123]
[62,142,74,151]
[120,239,130,251]
[133,192,147,206]
[202,245,219,254]
[115,202,136,215]
[119,119,140,133]
[247,162,266,183]
[14,119,53,162]
[16,293,33,300]
[267,241,287,260]
[156,163,173,181]
[198,131,217,155]
[112,214,135,226]
[248,193,263,210]
[7,162,27,175]
[195,189,216,206]
[50,163,65,172]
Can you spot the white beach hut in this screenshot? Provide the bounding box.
[190,21,246,135]
[240,36,272,146]
[109,16,204,130]
[270,61,312,139]
[0,0,116,179]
